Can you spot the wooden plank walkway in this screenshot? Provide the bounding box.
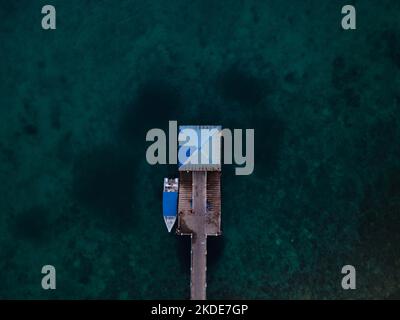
[190,171,207,300]
[177,171,221,300]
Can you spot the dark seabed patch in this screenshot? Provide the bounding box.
[331,55,361,91]
[217,66,271,107]
[356,168,400,297]
[11,206,52,245]
[382,30,400,68]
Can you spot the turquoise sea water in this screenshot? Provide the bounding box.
[0,0,399,299]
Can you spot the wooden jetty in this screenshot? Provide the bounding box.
[176,170,221,300]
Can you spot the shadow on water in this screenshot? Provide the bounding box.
[215,64,285,177]
[73,79,186,232]
[207,236,225,267]
[119,80,183,147]
[72,144,136,230]
[175,236,191,273]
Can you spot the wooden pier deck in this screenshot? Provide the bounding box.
[176,171,221,300]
